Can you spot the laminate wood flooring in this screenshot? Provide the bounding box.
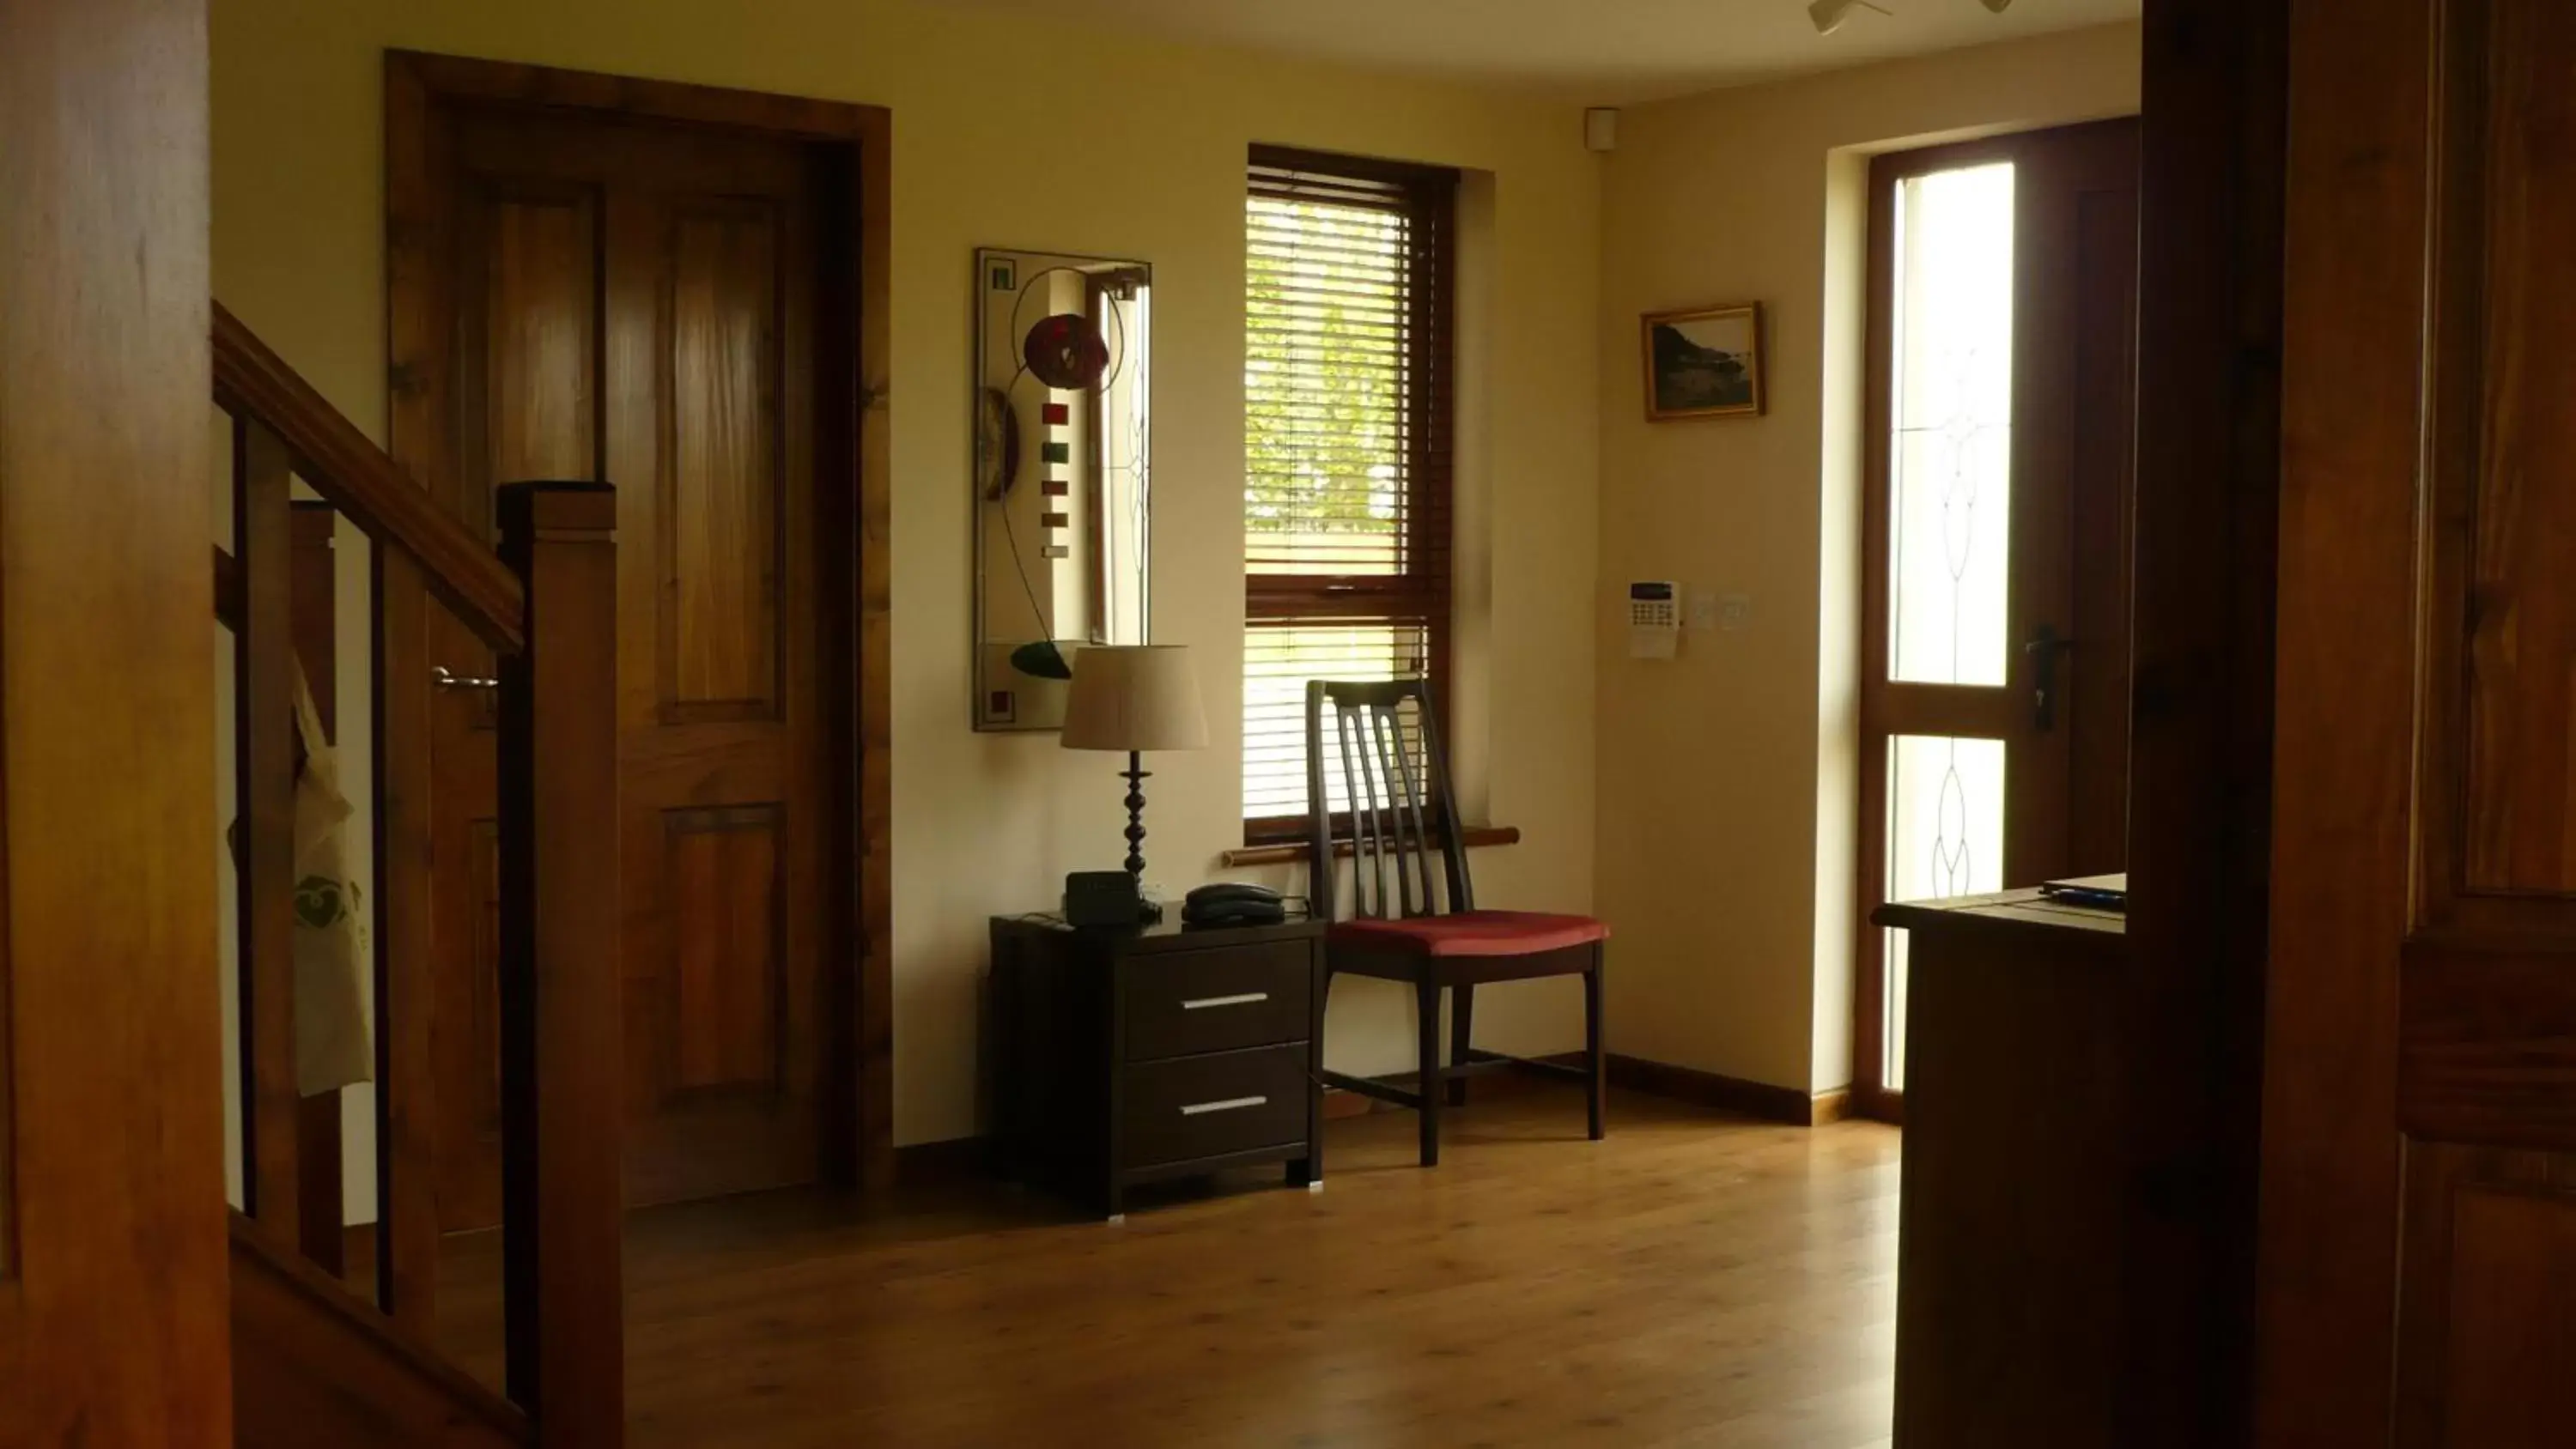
[435,1085,1900,1447]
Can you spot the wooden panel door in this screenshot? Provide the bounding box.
[1856,118,2139,1113]
[2263,0,2576,1441]
[423,109,831,1220]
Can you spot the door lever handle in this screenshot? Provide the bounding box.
[433,664,501,692]
[2026,627,2075,732]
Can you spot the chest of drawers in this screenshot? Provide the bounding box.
[989,914,1327,1220]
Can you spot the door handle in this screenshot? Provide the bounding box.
[2026,627,2075,732]
[433,664,501,692]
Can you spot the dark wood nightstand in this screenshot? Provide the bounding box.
[989,913,1327,1221]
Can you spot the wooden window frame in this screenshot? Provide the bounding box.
[1242,143,1459,846]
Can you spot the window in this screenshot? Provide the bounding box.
[1242,146,1457,840]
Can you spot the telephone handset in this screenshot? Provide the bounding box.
[1182,882,1289,928]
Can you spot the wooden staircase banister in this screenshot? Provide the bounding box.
[215,312,624,1446]
[212,300,526,655]
[229,1212,532,1447]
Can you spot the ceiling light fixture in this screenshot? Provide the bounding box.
[1982,0,2014,11]
[1808,0,1893,35]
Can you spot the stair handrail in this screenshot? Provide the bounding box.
[212,300,525,654]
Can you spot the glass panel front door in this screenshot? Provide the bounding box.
[1856,122,2141,1116]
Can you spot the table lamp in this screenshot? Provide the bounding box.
[1060,645,1209,879]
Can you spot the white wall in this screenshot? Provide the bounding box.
[1594,23,2142,1097]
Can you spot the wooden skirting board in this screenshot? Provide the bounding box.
[1599,1054,1852,1127]
[898,1053,1852,1176]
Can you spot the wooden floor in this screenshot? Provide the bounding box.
[439,1085,1900,1447]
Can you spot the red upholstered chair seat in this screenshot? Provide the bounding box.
[1328,910,1610,959]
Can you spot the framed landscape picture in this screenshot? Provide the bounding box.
[1642,302,1765,421]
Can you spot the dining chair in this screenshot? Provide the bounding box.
[1304,678,1607,1167]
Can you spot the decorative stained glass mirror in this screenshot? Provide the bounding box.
[972,247,1152,731]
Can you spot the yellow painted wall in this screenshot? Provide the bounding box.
[1595,24,2141,1096]
[211,0,1601,1148]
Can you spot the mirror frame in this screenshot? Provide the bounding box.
[969,245,1154,732]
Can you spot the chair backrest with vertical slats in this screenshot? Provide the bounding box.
[1303,678,1473,923]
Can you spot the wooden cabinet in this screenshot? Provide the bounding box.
[990,916,1327,1220]
[1874,889,2128,1449]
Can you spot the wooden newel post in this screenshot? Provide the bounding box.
[495,481,624,1447]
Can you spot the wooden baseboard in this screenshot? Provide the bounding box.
[899,1055,1850,1173]
[1600,1054,1850,1127]
[1321,1088,1376,1120]
[1329,1053,1851,1128]
[1810,1087,1855,1125]
[892,1136,991,1186]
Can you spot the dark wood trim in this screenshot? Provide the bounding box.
[1248,142,1462,194]
[228,1211,530,1445]
[1242,143,1456,846]
[291,501,342,732]
[1853,140,1902,1116]
[1851,117,2143,1113]
[372,547,443,1336]
[237,414,304,1246]
[383,51,896,1198]
[293,501,348,1276]
[389,49,884,141]
[1220,823,1519,869]
[1603,1054,1850,1128]
[2112,12,2281,1441]
[1414,1051,1856,1128]
[2254,0,2424,1440]
[297,1097,347,1279]
[495,483,624,1442]
[1850,1082,1905,1127]
[377,49,461,1333]
[215,303,525,655]
[890,1137,988,1188]
[848,93,897,1195]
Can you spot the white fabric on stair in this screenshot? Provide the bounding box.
[290,659,372,1096]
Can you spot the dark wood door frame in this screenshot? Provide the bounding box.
[384,52,893,1204]
[1852,120,2141,1124]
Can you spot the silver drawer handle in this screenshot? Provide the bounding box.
[1181,991,1269,1011]
[1179,1095,1267,1117]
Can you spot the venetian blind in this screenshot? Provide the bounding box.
[1242,148,1455,833]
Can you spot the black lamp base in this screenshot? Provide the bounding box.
[1121,750,1151,879]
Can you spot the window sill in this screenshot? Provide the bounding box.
[1219,824,1521,870]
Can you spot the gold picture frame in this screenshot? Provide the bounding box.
[1642,302,1765,421]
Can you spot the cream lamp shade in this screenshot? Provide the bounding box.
[1060,646,1209,754]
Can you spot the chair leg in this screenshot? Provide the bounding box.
[1584,950,1607,1141]
[1448,984,1475,1107]
[1417,977,1443,1167]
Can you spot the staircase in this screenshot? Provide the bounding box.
[213,302,623,1448]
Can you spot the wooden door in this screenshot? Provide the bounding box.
[2263,0,2576,1442]
[1856,119,2139,1112]
[419,108,833,1221]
